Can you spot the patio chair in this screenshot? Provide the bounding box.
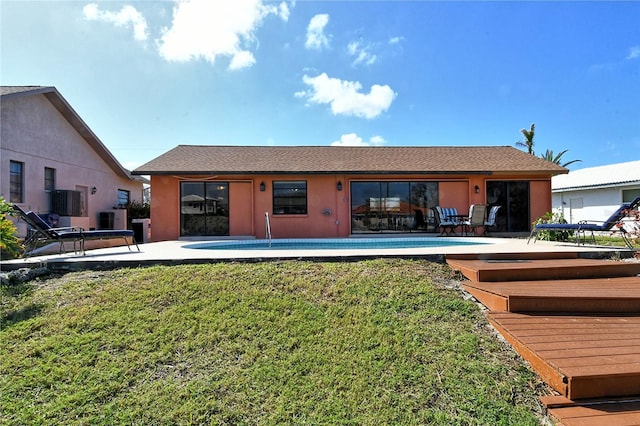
[483,205,501,236]
[12,204,84,257]
[12,204,139,256]
[528,197,640,248]
[433,206,460,235]
[461,204,487,236]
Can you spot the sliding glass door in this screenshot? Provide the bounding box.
[486,181,530,232]
[180,182,229,236]
[350,181,438,233]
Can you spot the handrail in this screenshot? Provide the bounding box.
[264,212,272,247]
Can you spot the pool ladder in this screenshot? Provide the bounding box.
[265,212,272,247]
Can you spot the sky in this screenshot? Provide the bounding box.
[1,1,639,172]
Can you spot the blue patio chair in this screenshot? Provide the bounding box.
[528,197,640,248]
[433,206,460,235]
[483,205,501,236]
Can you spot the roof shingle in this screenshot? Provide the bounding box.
[133,145,568,176]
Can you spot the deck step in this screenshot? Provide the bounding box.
[541,395,640,426]
[463,276,640,313]
[446,258,640,282]
[488,312,640,400]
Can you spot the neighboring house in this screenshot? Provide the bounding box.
[552,160,640,223]
[133,145,566,241]
[1,86,145,237]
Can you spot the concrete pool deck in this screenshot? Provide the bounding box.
[1,237,634,271]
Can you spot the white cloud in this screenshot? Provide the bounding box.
[298,73,396,119]
[229,50,256,70]
[331,133,387,146]
[277,2,290,21]
[157,0,289,69]
[347,40,377,66]
[389,36,404,45]
[627,46,640,60]
[305,14,330,50]
[83,3,149,42]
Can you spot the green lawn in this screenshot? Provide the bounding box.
[1,259,549,425]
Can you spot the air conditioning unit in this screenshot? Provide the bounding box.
[51,190,82,217]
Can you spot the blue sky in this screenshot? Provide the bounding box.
[2,1,639,171]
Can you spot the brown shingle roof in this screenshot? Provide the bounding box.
[134,145,568,176]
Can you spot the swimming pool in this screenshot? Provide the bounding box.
[183,237,494,251]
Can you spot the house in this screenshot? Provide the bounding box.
[552,160,640,223]
[133,145,566,241]
[1,86,145,238]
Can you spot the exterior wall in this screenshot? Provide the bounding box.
[530,180,553,224]
[150,173,553,241]
[552,184,640,223]
[1,94,143,235]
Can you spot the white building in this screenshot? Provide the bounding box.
[552,160,640,223]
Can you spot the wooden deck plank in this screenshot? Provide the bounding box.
[537,345,640,359]
[529,339,640,351]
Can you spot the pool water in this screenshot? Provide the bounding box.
[183,237,491,251]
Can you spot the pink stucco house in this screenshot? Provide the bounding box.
[1,86,145,237]
[134,145,568,241]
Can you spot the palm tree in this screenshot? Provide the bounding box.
[516,123,535,155]
[540,149,582,168]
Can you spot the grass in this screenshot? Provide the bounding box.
[1,259,548,425]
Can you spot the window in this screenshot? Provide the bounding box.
[9,161,24,203]
[623,189,640,203]
[117,189,130,207]
[44,167,55,191]
[273,181,307,215]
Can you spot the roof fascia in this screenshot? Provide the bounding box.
[132,170,497,176]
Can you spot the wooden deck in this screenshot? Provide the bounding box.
[446,257,640,282]
[446,255,640,425]
[541,395,640,426]
[488,311,640,400]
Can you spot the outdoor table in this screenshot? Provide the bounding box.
[447,214,468,235]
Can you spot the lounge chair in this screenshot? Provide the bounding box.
[461,204,487,236]
[483,205,501,236]
[12,204,139,256]
[433,206,460,235]
[528,197,640,248]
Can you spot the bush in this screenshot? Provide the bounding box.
[0,198,23,259]
[532,211,573,242]
[126,200,150,229]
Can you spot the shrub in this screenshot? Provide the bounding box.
[532,210,573,242]
[0,197,23,259]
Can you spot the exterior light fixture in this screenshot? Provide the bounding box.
[91,186,97,194]
[259,181,266,192]
[474,185,480,194]
[337,181,343,191]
